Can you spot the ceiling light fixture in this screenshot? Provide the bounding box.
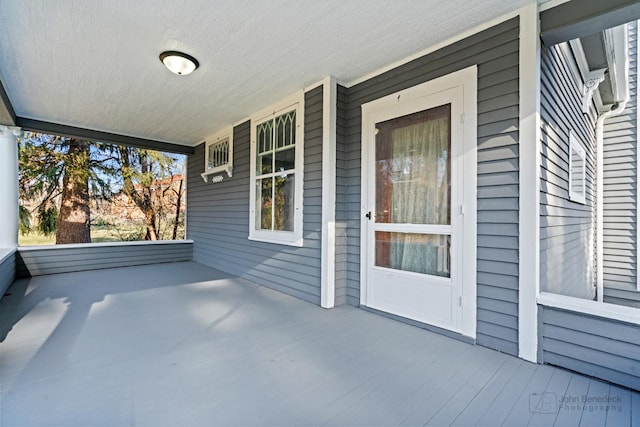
[159,51,199,75]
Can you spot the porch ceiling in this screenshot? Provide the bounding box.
[0,0,540,147]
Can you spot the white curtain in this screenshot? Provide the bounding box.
[389,113,450,276]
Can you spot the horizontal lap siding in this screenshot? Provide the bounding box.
[541,306,640,390]
[603,21,640,308]
[343,18,520,355]
[15,242,193,277]
[187,87,323,304]
[0,251,15,299]
[540,43,596,300]
[335,84,348,306]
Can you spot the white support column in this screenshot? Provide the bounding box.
[0,125,20,248]
[518,3,542,363]
[320,76,337,309]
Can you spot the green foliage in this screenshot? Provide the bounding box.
[18,131,186,245]
[119,229,146,241]
[37,205,58,236]
[259,175,291,231]
[18,205,31,235]
[18,132,65,204]
[18,133,118,202]
[117,146,185,240]
[90,217,145,242]
[18,132,117,239]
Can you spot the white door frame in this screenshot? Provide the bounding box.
[359,66,478,338]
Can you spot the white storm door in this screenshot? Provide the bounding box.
[360,68,477,338]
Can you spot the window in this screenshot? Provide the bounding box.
[207,138,230,171]
[202,128,233,182]
[569,131,586,204]
[249,95,304,246]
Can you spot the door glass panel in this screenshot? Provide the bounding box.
[375,104,451,225]
[375,232,450,277]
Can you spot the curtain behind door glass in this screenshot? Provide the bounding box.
[374,104,451,276]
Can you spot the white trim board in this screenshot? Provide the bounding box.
[538,292,640,325]
[17,239,194,251]
[0,247,15,264]
[518,2,541,363]
[320,76,337,309]
[538,0,570,12]
[303,79,326,93]
[566,40,604,113]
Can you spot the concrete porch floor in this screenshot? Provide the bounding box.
[0,261,638,426]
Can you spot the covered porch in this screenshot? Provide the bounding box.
[1,261,637,426]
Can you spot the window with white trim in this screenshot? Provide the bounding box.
[569,131,586,204]
[202,128,233,182]
[249,96,304,246]
[207,138,230,171]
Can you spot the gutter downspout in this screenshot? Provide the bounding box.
[596,24,630,302]
[596,101,627,302]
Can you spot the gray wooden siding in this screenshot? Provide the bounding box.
[540,305,640,390]
[341,18,520,355]
[186,87,323,304]
[15,241,193,277]
[335,84,348,306]
[602,21,640,308]
[0,249,15,300]
[540,42,597,300]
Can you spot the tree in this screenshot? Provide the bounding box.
[19,131,185,245]
[55,139,91,243]
[18,133,65,237]
[117,146,184,240]
[169,165,185,240]
[18,133,115,244]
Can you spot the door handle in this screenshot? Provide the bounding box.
[365,211,372,220]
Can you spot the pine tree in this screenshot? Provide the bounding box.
[18,132,185,244]
[18,133,114,244]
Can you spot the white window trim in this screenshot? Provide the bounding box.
[201,127,233,182]
[538,292,640,326]
[568,131,587,204]
[249,91,305,246]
